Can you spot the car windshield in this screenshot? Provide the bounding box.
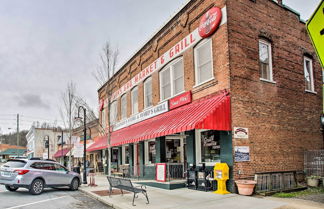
[2,160,26,168]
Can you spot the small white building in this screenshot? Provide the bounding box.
[26,126,67,159]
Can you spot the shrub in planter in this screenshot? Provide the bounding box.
[306,176,321,187]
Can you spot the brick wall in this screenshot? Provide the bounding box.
[227,0,323,179]
[98,0,230,124]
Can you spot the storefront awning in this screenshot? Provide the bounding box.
[110,92,231,147]
[53,147,71,158]
[86,136,108,152]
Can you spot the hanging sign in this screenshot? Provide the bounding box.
[198,7,222,38]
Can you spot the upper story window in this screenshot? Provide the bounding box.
[121,94,127,120]
[259,40,274,82]
[144,77,152,108]
[101,108,106,126]
[194,39,213,85]
[159,58,184,101]
[131,87,138,114]
[110,101,117,124]
[304,56,315,92]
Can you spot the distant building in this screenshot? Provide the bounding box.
[26,126,68,159]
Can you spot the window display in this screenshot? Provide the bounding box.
[148,141,156,164]
[166,139,181,163]
[201,130,220,162]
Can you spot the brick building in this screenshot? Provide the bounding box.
[97,0,323,191]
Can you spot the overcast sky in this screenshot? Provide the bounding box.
[0,0,321,134]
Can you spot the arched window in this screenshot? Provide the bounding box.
[120,94,127,119]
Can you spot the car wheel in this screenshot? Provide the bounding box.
[29,179,44,195]
[70,178,79,191]
[5,185,18,192]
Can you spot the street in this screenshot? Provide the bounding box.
[0,185,111,209]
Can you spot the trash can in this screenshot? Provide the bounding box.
[73,166,81,174]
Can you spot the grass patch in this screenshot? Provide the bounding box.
[273,188,324,198]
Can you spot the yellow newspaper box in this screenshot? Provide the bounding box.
[213,163,230,194]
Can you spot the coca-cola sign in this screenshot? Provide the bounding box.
[198,7,222,38]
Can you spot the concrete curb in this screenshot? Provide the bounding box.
[79,187,119,209]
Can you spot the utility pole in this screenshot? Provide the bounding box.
[17,114,20,146]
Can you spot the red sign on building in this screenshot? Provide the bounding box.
[99,99,104,111]
[198,7,222,38]
[169,91,192,110]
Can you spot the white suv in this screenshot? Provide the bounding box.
[0,159,81,195]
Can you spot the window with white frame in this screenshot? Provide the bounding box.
[144,139,156,164]
[121,94,127,120]
[122,145,130,164]
[304,56,315,92]
[144,77,152,108]
[159,58,184,100]
[259,40,273,81]
[194,39,213,85]
[109,101,117,124]
[131,87,138,114]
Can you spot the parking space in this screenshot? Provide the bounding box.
[0,185,110,209]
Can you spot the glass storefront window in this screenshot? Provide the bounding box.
[166,139,181,163]
[148,141,156,164]
[201,130,220,162]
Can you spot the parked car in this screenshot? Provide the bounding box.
[0,159,81,195]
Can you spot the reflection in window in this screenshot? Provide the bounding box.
[201,130,220,162]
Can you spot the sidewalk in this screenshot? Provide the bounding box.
[79,175,287,209]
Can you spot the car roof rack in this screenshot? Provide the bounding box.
[44,159,56,162]
[30,157,41,160]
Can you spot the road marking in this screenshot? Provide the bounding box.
[5,196,68,209]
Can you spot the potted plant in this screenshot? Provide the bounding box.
[306,176,321,187]
[235,180,257,196]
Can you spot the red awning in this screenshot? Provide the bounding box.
[111,92,231,147]
[86,136,108,152]
[53,148,71,158]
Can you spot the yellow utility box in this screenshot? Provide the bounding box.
[213,163,230,194]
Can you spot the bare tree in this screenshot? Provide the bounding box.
[92,42,119,175]
[59,81,77,170]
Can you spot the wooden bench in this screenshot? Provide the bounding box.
[107,176,149,206]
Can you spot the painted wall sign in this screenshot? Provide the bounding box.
[156,163,167,182]
[110,7,227,101]
[234,146,250,162]
[113,101,169,131]
[169,91,192,110]
[198,7,222,38]
[234,127,249,139]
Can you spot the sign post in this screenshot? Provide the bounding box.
[306,1,324,113]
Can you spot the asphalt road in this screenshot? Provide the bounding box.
[0,185,111,209]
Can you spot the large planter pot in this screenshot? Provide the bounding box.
[235,180,257,196]
[307,178,319,187]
